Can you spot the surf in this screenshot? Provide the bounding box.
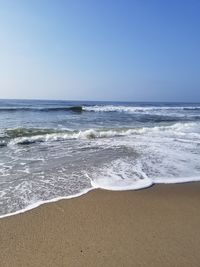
[0,121,199,147]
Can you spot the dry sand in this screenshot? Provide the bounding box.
[0,183,200,267]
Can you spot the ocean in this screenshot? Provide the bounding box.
[0,99,200,217]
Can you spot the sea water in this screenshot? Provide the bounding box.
[0,99,200,217]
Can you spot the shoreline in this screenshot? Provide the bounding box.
[1,179,200,219]
[1,183,200,266]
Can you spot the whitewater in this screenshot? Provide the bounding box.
[0,99,200,218]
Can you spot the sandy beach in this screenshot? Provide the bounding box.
[1,183,200,267]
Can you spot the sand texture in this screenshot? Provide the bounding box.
[0,183,200,267]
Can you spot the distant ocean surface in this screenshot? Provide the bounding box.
[0,99,200,217]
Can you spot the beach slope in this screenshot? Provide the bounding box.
[1,183,200,267]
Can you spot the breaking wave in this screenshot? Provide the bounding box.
[0,122,199,146]
[1,104,200,115]
[1,100,200,219]
[82,105,200,113]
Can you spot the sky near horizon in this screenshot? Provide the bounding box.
[0,0,200,102]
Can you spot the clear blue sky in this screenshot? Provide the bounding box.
[0,0,199,101]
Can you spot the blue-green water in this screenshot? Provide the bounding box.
[0,99,200,217]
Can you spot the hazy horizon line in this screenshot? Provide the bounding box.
[0,98,200,104]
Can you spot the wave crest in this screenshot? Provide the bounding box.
[83,105,200,113]
[0,122,197,146]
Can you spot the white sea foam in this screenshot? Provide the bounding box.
[89,156,200,192]
[7,122,200,146]
[89,160,153,191]
[1,100,200,219]
[1,120,200,219]
[83,105,200,114]
[87,120,200,191]
[1,175,200,220]
[0,188,93,219]
[153,176,200,184]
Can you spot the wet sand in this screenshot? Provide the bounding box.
[1,183,200,267]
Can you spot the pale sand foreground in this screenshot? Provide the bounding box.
[1,183,200,267]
